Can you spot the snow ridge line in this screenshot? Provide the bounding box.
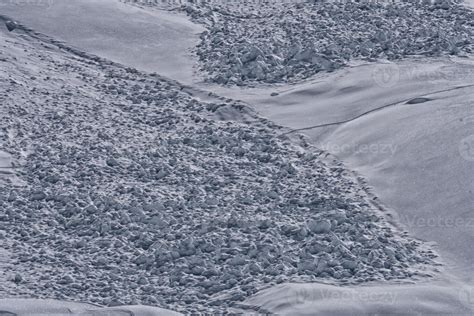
[278,83,474,137]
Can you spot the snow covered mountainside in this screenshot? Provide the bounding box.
[1,0,205,85]
[135,0,474,85]
[1,0,473,315]
[0,14,441,314]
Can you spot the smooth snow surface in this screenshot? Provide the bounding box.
[240,281,474,315]
[0,151,11,169]
[0,299,182,315]
[0,299,97,314]
[0,151,13,184]
[0,150,22,186]
[0,0,204,85]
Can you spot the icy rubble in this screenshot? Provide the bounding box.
[0,21,438,314]
[172,0,474,85]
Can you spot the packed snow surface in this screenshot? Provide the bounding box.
[0,299,182,315]
[0,150,13,180]
[0,0,204,85]
[240,281,474,315]
[0,13,440,314]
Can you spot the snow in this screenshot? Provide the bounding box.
[0,13,441,314]
[465,0,474,8]
[215,48,474,316]
[0,151,12,169]
[183,0,473,85]
[319,80,474,278]
[1,0,473,314]
[0,299,182,315]
[239,281,474,315]
[0,299,98,314]
[0,150,22,186]
[0,0,204,85]
[213,58,474,279]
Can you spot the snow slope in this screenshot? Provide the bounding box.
[233,60,474,314]
[0,0,204,85]
[318,80,474,278]
[240,281,474,315]
[0,299,182,316]
[220,58,474,279]
[1,0,473,314]
[0,11,442,314]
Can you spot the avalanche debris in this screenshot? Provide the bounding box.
[0,14,439,314]
[139,0,474,85]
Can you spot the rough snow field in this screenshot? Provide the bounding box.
[0,15,441,314]
[0,0,473,314]
[168,0,473,85]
